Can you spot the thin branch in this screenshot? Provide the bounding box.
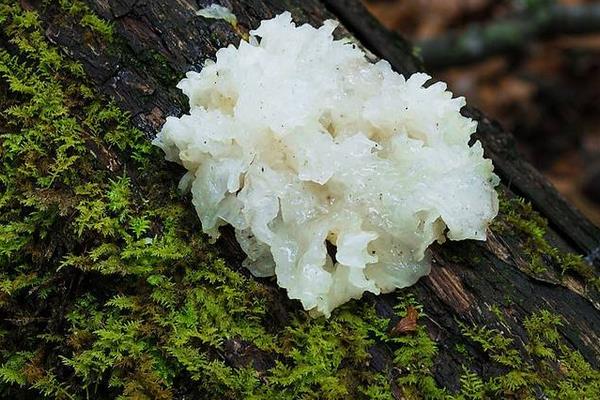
[417,3,600,69]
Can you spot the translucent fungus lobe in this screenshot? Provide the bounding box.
[154,12,499,316]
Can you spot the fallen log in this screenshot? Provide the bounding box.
[1,0,599,398]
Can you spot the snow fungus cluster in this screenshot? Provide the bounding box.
[154,12,499,316]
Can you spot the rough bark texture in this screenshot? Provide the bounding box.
[10,0,600,396]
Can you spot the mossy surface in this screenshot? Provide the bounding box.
[492,192,600,290]
[1,2,599,399]
[455,310,600,399]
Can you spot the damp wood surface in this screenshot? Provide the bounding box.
[5,0,600,397]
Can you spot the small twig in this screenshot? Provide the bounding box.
[417,4,600,69]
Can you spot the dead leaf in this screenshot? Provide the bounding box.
[390,305,419,335]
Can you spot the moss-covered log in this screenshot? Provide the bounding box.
[1,0,599,398]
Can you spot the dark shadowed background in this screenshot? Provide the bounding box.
[363,0,600,225]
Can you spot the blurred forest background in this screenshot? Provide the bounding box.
[363,0,600,226]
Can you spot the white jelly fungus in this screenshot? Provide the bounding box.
[153,12,499,317]
[196,4,237,26]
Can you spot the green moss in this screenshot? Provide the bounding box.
[493,194,599,290]
[459,323,522,368]
[364,295,446,400]
[488,304,505,323]
[454,311,600,399]
[457,366,486,400]
[58,0,114,42]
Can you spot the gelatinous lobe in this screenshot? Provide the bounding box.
[154,12,499,316]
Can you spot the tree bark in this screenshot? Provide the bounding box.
[12,0,600,396]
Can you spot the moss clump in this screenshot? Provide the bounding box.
[57,0,114,41]
[455,311,600,399]
[370,295,445,399]
[493,194,599,290]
